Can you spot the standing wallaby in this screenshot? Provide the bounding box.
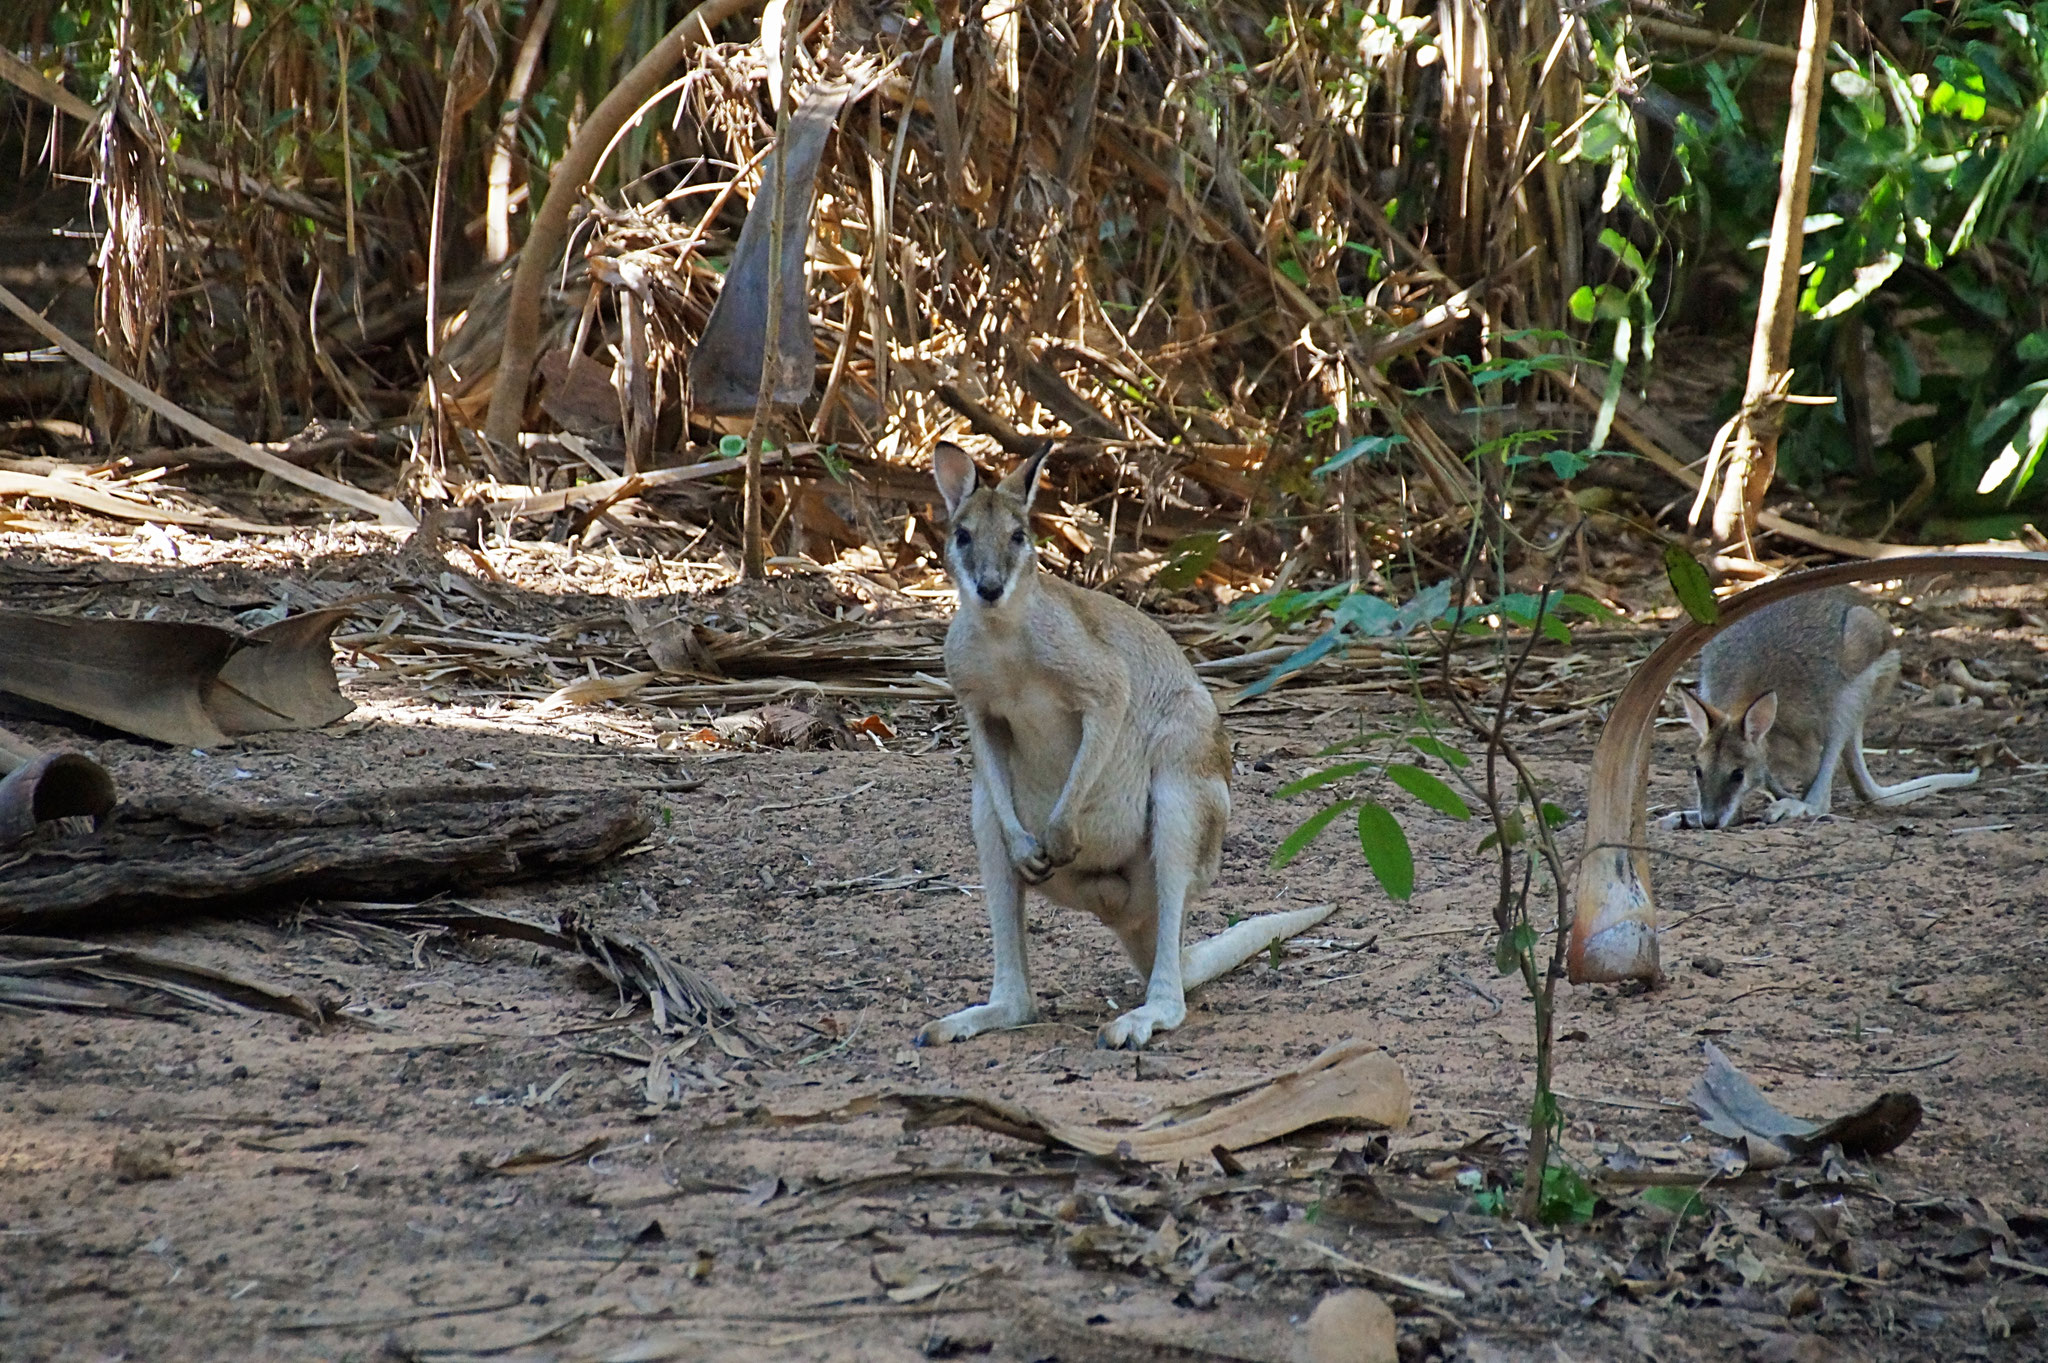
[921,443,1333,1050]
[1662,588,1979,829]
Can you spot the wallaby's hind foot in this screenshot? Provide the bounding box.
[916,998,1037,1046]
[1098,998,1185,1050]
[1093,904,1338,1050]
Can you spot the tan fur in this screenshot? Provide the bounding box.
[920,443,1333,1049]
[1663,588,1977,829]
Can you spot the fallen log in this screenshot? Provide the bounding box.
[0,784,651,930]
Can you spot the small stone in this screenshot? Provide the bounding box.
[1693,955,1725,978]
[1305,1288,1397,1363]
[110,1139,177,1183]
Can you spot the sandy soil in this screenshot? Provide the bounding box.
[3,531,2046,1363]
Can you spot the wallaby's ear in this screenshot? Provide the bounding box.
[932,442,978,519]
[1741,691,1778,743]
[997,443,1054,514]
[1677,686,1715,740]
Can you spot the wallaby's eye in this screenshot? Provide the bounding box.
[1728,767,1745,784]
[954,528,972,548]
[1011,529,1027,546]
[1693,764,1704,782]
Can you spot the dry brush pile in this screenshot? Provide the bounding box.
[3,0,1680,594]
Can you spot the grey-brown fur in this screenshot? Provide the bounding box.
[1665,587,1978,829]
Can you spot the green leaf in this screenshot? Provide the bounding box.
[1639,1186,1707,1220]
[1494,921,1539,975]
[1240,625,1344,699]
[1397,579,1454,632]
[1154,532,1222,591]
[1335,592,1400,634]
[1271,799,1359,869]
[1406,735,1470,768]
[1275,761,1375,798]
[1475,810,1526,854]
[1356,802,1414,900]
[1597,227,1647,279]
[1316,434,1408,476]
[1538,1164,1598,1226]
[1556,592,1620,623]
[1567,285,1599,323]
[718,434,747,457]
[1663,544,1719,624]
[1929,79,1986,121]
[1386,764,1472,819]
[1539,802,1571,828]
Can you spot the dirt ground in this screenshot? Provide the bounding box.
[3,526,2047,1363]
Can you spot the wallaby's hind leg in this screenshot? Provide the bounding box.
[918,783,1038,1045]
[1764,650,1895,823]
[1096,771,1225,1050]
[1844,720,1980,806]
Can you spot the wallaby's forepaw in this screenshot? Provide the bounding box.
[1762,797,1822,824]
[1041,819,1080,868]
[1015,822,1078,883]
[915,999,1036,1046]
[1096,998,1186,1051]
[1004,830,1054,884]
[1655,810,1700,831]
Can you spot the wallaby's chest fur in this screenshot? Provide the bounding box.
[946,573,1226,842]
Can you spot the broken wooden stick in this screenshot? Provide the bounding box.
[0,726,116,850]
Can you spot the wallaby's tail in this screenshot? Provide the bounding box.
[1844,727,1980,807]
[1183,904,1337,989]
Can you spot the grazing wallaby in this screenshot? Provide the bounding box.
[1662,588,1979,830]
[921,443,1333,1050]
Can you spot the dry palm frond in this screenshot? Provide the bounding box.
[88,10,170,449]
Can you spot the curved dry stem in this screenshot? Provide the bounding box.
[1569,551,2048,984]
[483,0,767,450]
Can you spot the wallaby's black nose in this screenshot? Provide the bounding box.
[976,582,1004,604]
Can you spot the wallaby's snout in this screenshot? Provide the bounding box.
[933,442,1046,612]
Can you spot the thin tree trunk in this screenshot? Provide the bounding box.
[485,0,559,265]
[1707,0,1834,546]
[427,4,499,474]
